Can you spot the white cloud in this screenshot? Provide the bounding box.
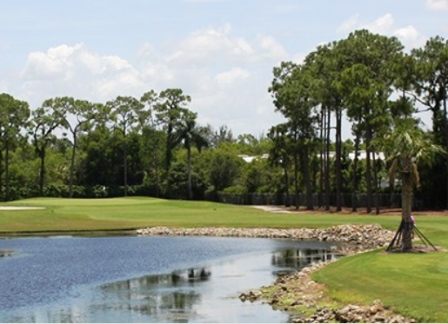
[426,0,448,11]
[12,24,288,136]
[214,68,250,85]
[394,25,427,49]
[337,14,360,33]
[167,24,256,65]
[365,13,394,34]
[338,13,394,35]
[337,13,427,50]
[256,35,288,62]
[20,43,144,104]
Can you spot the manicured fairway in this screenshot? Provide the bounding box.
[0,196,403,233]
[1,197,448,322]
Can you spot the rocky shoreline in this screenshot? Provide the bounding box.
[136,223,394,248]
[239,260,416,323]
[137,224,418,323]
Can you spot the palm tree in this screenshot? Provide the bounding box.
[174,111,208,200]
[380,118,445,251]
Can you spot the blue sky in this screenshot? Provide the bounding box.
[1,0,447,138]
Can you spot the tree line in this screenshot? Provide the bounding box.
[0,29,447,213]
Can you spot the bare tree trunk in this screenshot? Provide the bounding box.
[401,161,414,251]
[352,135,360,212]
[123,134,128,197]
[372,152,381,214]
[319,106,325,208]
[335,107,342,211]
[153,131,159,198]
[444,98,448,210]
[365,125,373,213]
[0,147,3,198]
[39,148,45,197]
[325,108,331,211]
[293,150,299,210]
[283,162,290,207]
[302,147,313,211]
[187,146,193,200]
[5,139,10,201]
[69,135,77,198]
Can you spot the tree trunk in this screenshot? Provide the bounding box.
[69,134,77,199]
[373,152,380,215]
[352,135,360,212]
[302,146,314,211]
[293,150,299,210]
[401,161,414,251]
[325,108,331,211]
[0,147,3,198]
[5,139,10,201]
[319,106,325,208]
[39,148,46,197]
[283,161,290,207]
[123,134,128,197]
[444,97,448,210]
[365,125,373,213]
[153,131,159,198]
[335,107,342,212]
[187,146,193,200]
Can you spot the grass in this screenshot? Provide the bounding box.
[1,197,448,322]
[0,196,402,232]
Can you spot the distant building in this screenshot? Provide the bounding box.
[238,151,385,163]
[238,154,269,163]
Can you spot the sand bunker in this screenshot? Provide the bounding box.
[0,207,45,210]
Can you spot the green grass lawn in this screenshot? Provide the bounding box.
[0,196,403,232]
[1,197,448,322]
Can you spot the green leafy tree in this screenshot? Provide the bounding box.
[412,36,448,208]
[44,97,100,198]
[155,89,191,174]
[269,62,318,210]
[335,29,404,213]
[173,110,208,200]
[268,123,292,207]
[107,96,144,197]
[32,99,66,196]
[0,94,30,200]
[380,118,445,251]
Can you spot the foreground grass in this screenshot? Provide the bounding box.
[1,197,448,322]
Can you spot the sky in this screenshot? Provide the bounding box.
[1,0,448,139]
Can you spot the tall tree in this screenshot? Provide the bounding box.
[107,96,144,197]
[380,118,444,251]
[155,89,191,174]
[412,36,448,208]
[174,110,208,200]
[268,123,292,207]
[270,62,318,210]
[141,90,162,197]
[32,100,66,196]
[45,97,100,198]
[335,29,404,213]
[0,94,30,201]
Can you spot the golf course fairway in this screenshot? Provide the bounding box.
[1,196,448,322]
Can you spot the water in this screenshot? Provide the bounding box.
[0,236,340,323]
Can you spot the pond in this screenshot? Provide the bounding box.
[0,235,341,323]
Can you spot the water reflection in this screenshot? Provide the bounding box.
[0,236,341,323]
[98,268,211,322]
[271,248,341,269]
